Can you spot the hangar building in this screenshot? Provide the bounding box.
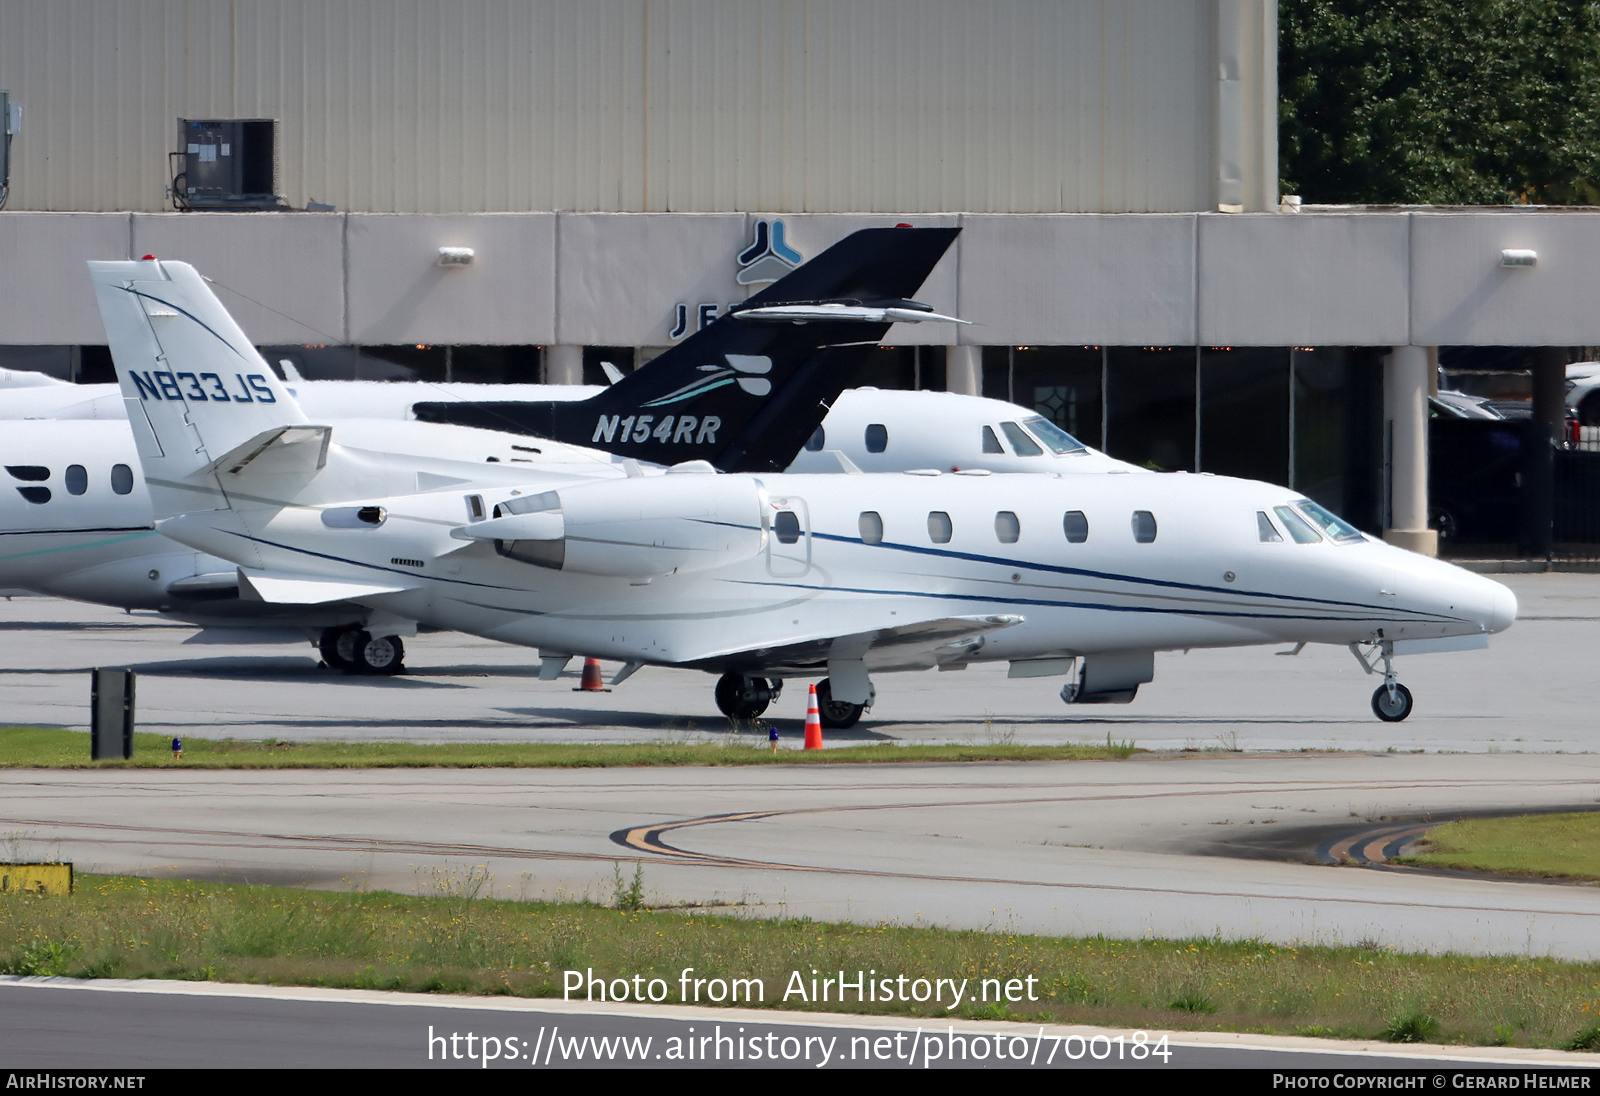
[2,0,1595,553]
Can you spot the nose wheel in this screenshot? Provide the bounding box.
[1371,682,1414,722]
[1350,639,1413,722]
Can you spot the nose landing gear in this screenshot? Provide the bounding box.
[1350,639,1413,722]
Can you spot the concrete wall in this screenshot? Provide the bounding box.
[8,209,1600,349]
[0,0,1271,215]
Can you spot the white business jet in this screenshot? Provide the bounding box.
[6,228,1127,672]
[88,256,1515,725]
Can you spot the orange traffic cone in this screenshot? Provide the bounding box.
[803,683,823,749]
[574,657,609,692]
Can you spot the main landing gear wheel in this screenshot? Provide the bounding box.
[319,625,360,671]
[1371,683,1414,722]
[354,633,405,675]
[714,674,779,720]
[814,678,866,730]
[320,626,405,675]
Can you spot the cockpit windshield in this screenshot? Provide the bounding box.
[1021,416,1087,455]
[1295,499,1364,543]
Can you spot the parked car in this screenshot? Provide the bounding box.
[1430,390,1504,420]
[1565,362,1600,425]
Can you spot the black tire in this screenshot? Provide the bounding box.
[319,626,360,672]
[714,673,771,720]
[1371,683,1414,722]
[815,678,865,729]
[355,634,405,675]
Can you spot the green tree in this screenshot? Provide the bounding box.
[1280,0,1600,205]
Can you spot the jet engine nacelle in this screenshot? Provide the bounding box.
[471,472,766,580]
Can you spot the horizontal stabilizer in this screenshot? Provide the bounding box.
[730,303,969,325]
[200,426,332,478]
[685,613,1023,675]
[239,571,418,605]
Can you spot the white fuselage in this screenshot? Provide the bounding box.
[158,463,1514,673]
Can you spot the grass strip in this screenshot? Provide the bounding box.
[0,726,1135,769]
[2,873,1598,1050]
[1394,812,1600,883]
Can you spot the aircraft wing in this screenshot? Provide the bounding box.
[238,572,420,605]
[680,613,1023,676]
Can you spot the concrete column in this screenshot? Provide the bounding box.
[1383,344,1437,556]
[1530,347,1568,444]
[946,344,980,396]
[546,343,582,386]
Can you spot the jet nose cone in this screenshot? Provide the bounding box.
[1486,581,1518,634]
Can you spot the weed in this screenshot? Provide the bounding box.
[1382,1008,1440,1043]
[612,862,645,912]
[1166,986,1217,1013]
[4,939,79,977]
[1490,1024,1516,1046]
[966,1002,1010,1021]
[1565,1025,1600,1052]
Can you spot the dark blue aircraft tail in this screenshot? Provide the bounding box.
[412,226,960,472]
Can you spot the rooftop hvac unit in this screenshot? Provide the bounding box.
[171,119,287,211]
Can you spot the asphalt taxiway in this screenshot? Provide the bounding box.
[3,753,1598,958]
[2,574,1598,961]
[1,571,1594,753]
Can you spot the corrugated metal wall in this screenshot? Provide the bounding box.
[0,0,1250,215]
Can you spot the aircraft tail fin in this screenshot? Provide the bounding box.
[89,259,311,516]
[414,225,961,471]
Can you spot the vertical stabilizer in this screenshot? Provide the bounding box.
[413,226,961,471]
[89,259,310,516]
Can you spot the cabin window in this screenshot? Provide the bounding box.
[995,511,1020,543]
[774,510,802,544]
[805,426,826,452]
[1062,510,1089,543]
[865,424,888,453]
[928,511,953,544]
[1132,510,1157,543]
[16,487,50,504]
[1273,505,1323,544]
[465,494,486,522]
[5,465,49,481]
[65,465,88,496]
[110,464,134,495]
[1000,422,1043,456]
[1257,511,1283,542]
[981,426,1004,454]
[858,511,884,545]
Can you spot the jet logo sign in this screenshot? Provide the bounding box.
[669,220,804,340]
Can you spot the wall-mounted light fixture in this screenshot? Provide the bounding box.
[437,246,475,267]
[1499,249,1537,269]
